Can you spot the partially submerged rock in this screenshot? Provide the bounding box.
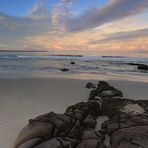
[60,68,69,72]
[138,64,148,71]
[70,62,75,65]
[127,62,140,66]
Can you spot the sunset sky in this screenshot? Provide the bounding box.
[0,0,148,56]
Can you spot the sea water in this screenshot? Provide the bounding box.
[0,52,147,81]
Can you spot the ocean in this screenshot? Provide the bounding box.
[0,52,148,81]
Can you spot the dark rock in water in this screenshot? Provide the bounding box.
[86,82,96,89]
[138,64,148,71]
[60,68,69,72]
[127,63,148,71]
[14,81,148,148]
[70,62,75,65]
[127,62,140,66]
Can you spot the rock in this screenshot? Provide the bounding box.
[14,112,73,148]
[65,101,101,125]
[127,63,140,66]
[101,98,132,118]
[127,63,148,71]
[70,62,75,65]
[18,138,43,148]
[111,125,148,148]
[60,68,69,72]
[76,130,106,148]
[15,101,101,148]
[86,82,96,89]
[35,137,79,148]
[89,81,122,100]
[14,119,54,148]
[102,104,148,148]
[138,64,148,71]
[82,114,96,128]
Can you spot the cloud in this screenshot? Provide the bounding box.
[66,0,148,32]
[0,0,51,50]
[0,0,74,50]
[0,0,51,41]
[0,0,147,56]
[27,0,49,19]
[90,28,148,43]
[0,11,50,51]
[0,12,50,38]
[51,0,74,29]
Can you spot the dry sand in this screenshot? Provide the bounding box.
[0,78,147,148]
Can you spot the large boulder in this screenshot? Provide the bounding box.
[14,112,73,148]
[15,101,101,148]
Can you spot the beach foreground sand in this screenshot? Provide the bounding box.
[0,78,148,148]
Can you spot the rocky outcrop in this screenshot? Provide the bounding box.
[14,101,102,148]
[14,81,148,148]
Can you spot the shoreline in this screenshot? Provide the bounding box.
[0,77,148,147]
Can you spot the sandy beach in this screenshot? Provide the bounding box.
[0,77,147,148]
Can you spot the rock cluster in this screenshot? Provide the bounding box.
[14,81,148,148]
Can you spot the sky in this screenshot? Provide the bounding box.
[0,0,148,57]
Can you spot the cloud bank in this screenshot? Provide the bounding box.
[90,28,148,43]
[0,0,148,56]
[66,0,148,32]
